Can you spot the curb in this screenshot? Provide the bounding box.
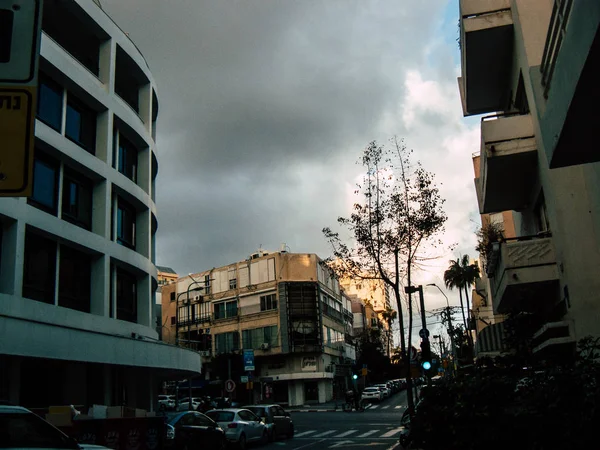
[291,404,374,413]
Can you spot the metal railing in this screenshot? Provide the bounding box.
[540,0,573,98]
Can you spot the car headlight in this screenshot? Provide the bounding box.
[166,424,175,440]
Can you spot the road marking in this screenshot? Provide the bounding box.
[369,405,379,409]
[335,430,358,438]
[295,430,317,437]
[394,405,403,409]
[313,430,337,437]
[381,406,390,409]
[328,440,354,448]
[294,439,327,449]
[357,430,379,438]
[381,426,404,437]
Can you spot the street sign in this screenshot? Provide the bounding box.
[0,0,42,197]
[0,0,41,83]
[240,376,248,383]
[225,379,236,393]
[419,328,430,339]
[243,349,255,371]
[0,86,34,195]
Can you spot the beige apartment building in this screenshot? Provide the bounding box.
[162,250,356,406]
[460,0,600,362]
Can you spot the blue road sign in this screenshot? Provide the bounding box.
[243,349,255,371]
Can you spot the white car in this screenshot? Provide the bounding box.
[0,404,110,449]
[361,387,383,402]
[176,397,201,411]
[206,408,268,449]
[158,394,176,411]
[374,384,391,398]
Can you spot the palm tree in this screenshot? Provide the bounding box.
[380,307,397,358]
[444,255,480,352]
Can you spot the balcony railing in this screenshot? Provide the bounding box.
[540,0,574,98]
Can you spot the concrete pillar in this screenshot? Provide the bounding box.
[0,219,18,295]
[8,357,21,405]
[101,39,116,95]
[95,111,113,165]
[136,209,150,260]
[137,146,151,195]
[138,83,152,130]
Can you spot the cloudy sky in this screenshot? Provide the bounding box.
[101,0,481,341]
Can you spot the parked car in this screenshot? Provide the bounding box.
[164,411,226,450]
[374,384,391,398]
[205,408,268,450]
[158,395,176,411]
[0,404,110,449]
[361,386,383,402]
[242,404,294,441]
[176,397,201,411]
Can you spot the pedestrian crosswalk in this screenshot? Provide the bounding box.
[294,428,404,439]
[366,404,405,410]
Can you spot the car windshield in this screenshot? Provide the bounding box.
[0,412,78,449]
[364,388,378,392]
[206,411,235,422]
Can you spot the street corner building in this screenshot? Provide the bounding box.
[460,0,600,361]
[0,0,201,410]
[162,250,358,407]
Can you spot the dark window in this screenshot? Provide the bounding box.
[194,413,215,427]
[214,300,237,320]
[170,291,176,301]
[58,246,91,313]
[117,135,138,183]
[170,316,176,325]
[116,269,137,323]
[242,326,278,349]
[65,97,96,153]
[260,294,277,311]
[116,198,136,249]
[22,233,57,304]
[215,332,239,354]
[0,411,76,448]
[37,76,62,131]
[204,274,211,294]
[29,155,59,215]
[229,278,237,290]
[62,170,92,230]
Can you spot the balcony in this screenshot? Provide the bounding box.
[459,0,514,115]
[478,113,537,213]
[537,0,600,167]
[487,236,560,314]
[532,320,576,358]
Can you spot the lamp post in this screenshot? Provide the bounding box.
[175,275,206,410]
[426,284,456,375]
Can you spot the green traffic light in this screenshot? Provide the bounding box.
[422,361,432,370]
[352,374,358,380]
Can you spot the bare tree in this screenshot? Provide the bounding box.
[323,138,447,412]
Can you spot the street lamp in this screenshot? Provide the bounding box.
[426,284,456,374]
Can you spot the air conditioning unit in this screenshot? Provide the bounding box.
[260,343,271,350]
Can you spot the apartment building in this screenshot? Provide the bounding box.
[0,0,200,409]
[163,251,356,406]
[459,0,600,362]
[340,276,393,354]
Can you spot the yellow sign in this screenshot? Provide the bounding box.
[0,86,35,196]
[361,368,368,376]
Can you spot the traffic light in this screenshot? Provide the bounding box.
[352,374,358,380]
[420,339,432,371]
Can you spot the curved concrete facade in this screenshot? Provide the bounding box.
[0,0,199,409]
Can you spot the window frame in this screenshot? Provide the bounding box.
[22,232,57,305]
[28,153,59,216]
[117,134,138,183]
[116,268,137,323]
[260,293,277,312]
[58,245,92,313]
[36,75,63,132]
[61,169,93,230]
[116,198,136,249]
[65,95,97,154]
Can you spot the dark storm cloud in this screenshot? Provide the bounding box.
[99,0,453,273]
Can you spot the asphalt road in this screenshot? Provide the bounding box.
[255,390,408,450]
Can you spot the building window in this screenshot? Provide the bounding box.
[489,213,504,231]
[229,278,237,290]
[204,274,211,294]
[37,76,62,131]
[29,155,59,215]
[116,268,137,323]
[22,232,57,305]
[58,246,91,313]
[370,317,378,327]
[62,170,92,230]
[116,198,136,249]
[214,300,237,320]
[65,97,96,153]
[170,291,176,302]
[260,294,277,311]
[117,135,138,183]
[215,331,240,354]
[242,326,278,349]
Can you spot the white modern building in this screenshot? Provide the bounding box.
[0,0,200,410]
